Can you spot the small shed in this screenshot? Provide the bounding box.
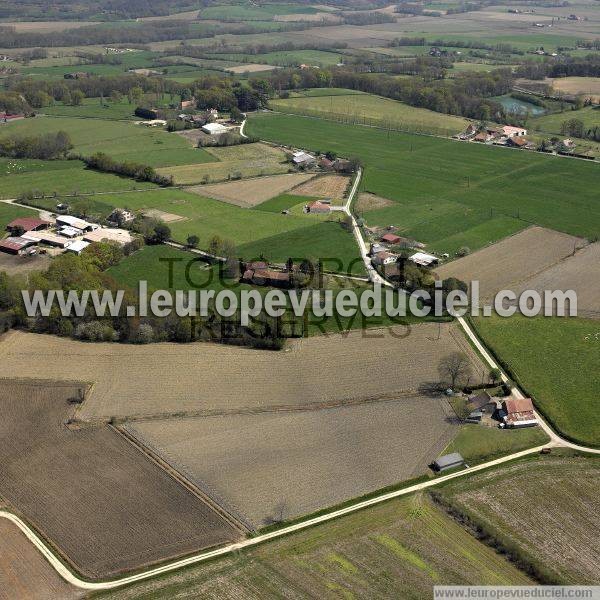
[201,122,229,135]
[433,452,465,472]
[410,252,439,267]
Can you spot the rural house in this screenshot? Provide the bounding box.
[501,125,527,138]
[107,208,135,225]
[501,398,538,428]
[371,251,397,266]
[6,217,50,234]
[305,201,330,214]
[242,267,291,288]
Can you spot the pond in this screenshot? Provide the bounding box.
[492,95,547,116]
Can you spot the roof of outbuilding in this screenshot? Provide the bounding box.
[7,217,50,231]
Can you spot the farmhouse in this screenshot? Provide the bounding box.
[501,125,527,138]
[467,390,496,413]
[6,217,50,234]
[304,201,330,214]
[507,136,530,148]
[433,452,465,472]
[372,251,397,266]
[410,252,439,267]
[201,122,229,135]
[502,397,538,428]
[319,157,334,170]
[333,159,352,173]
[242,267,291,288]
[0,236,37,255]
[65,240,91,255]
[107,208,134,225]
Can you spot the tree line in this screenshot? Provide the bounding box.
[81,152,174,186]
[0,130,72,160]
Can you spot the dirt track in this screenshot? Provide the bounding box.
[0,323,484,421]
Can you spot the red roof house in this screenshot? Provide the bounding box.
[502,398,538,428]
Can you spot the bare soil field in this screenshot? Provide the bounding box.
[511,242,600,318]
[0,520,83,600]
[291,174,350,199]
[127,394,458,529]
[435,226,586,300]
[0,380,240,579]
[199,172,315,207]
[0,323,485,421]
[355,192,395,212]
[225,64,280,73]
[0,252,51,276]
[4,20,96,32]
[142,208,188,222]
[439,454,600,584]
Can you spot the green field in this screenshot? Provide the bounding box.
[0,117,215,168]
[436,453,600,584]
[531,105,600,135]
[443,424,549,465]
[238,220,365,275]
[0,159,157,200]
[42,97,139,120]
[271,91,470,136]
[246,113,600,254]
[0,201,37,231]
[473,315,600,447]
[99,492,532,599]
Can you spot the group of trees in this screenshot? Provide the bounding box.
[81,152,174,186]
[0,130,72,160]
[561,117,600,142]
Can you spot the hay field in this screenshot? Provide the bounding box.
[0,323,485,421]
[0,380,239,579]
[127,395,458,529]
[99,493,533,599]
[0,520,83,600]
[291,174,350,199]
[270,92,469,135]
[438,454,600,584]
[355,192,395,212]
[511,242,600,318]
[225,63,279,73]
[435,226,586,300]
[162,142,289,184]
[551,76,600,101]
[199,173,315,207]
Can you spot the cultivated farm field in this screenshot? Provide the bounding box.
[291,173,350,199]
[99,493,533,600]
[434,226,586,299]
[127,395,458,529]
[437,454,600,584]
[0,520,83,600]
[551,76,600,101]
[199,172,315,207]
[0,380,240,579]
[246,113,600,252]
[0,323,485,422]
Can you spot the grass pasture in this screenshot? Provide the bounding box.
[270,91,470,136]
[531,105,600,135]
[473,315,600,448]
[0,200,37,230]
[99,493,532,599]
[437,453,600,584]
[247,113,600,251]
[0,116,215,168]
[42,97,138,120]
